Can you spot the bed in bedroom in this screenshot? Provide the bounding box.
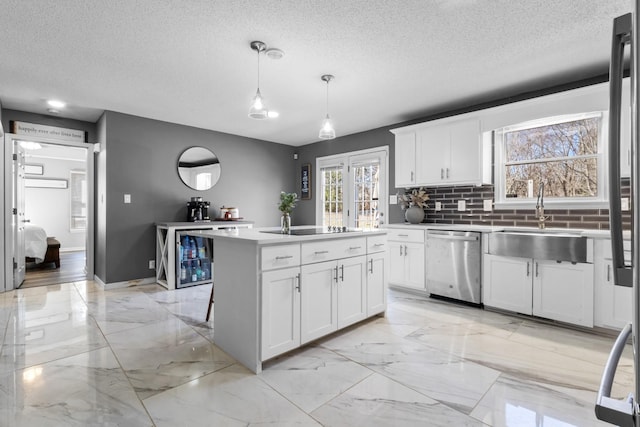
[25,224,60,268]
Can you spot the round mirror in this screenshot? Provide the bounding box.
[177,147,221,190]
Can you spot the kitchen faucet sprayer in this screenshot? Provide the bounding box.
[535,181,548,229]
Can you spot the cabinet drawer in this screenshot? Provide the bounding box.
[387,228,425,243]
[301,237,367,264]
[367,235,387,253]
[261,244,300,271]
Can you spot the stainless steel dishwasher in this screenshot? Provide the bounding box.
[426,230,481,305]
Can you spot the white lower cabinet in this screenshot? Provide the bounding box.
[261,267,301,360]
[260,235,387,362]
[594,239,632,330]
[483,254,594,327]
[389,241,425,290]
[483,254,532,314]
[532,260,594,327]
[367,251,388,316]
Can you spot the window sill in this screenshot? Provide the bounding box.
[495,199,609,210]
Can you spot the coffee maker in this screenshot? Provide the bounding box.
[186,197,210,222]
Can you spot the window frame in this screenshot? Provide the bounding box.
[69,169,87,232]
[494,111,609,210]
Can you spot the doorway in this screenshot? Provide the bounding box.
[3,134,95,291]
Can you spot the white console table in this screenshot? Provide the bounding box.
[155,221,253,290]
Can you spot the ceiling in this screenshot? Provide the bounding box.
[0,0,631,147]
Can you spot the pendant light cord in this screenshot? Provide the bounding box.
[325,80,329,115]
[256,49,261,90]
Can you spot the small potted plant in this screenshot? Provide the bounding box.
[399,188,429,224]
[278,191,298,234]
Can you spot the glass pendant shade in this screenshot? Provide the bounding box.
[318,114,336,139]
[248,88,268,119]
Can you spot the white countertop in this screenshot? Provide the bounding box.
[386,223,626,239]
[156,220,254,227]
[184,226,386,245]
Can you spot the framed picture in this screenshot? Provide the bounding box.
[301,163,311,200]
[25,178,68,189]
[24,163,44,175]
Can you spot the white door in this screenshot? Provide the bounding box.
[388,241,405,285]
[316,147,389,229]
[416,125,449,184]
[367,252,388,316]
[13,141,26,287]
[394,133,416,187]
[337,255,367,328]
[403,242,425,290]
[448,119,481,183]
[261,267,301,360]
[483,254,533,314]
[300,260,337,344]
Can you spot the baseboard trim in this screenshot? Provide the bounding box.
[93,275,157,290]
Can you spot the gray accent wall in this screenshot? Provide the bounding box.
[98,111,296,284]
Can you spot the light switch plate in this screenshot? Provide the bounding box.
[458,200,466,211]
[124,194,131,204]
[622,197,630,211]
[483,199,493,211]
[435,201,442,211]
[390,195,398,204]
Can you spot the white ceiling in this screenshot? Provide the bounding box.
[0,0,631,146]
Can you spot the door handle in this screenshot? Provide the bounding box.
[526,261,530,277]
[400,245,403,256]
[314,250,329,255]
[446,168,450,179]
[334,266,339,283]
[404,245,408,256]
[607,264,611,282]
[21,219,30,223]
[411,171,414,182]
[349,246,362,250]
[295,273,301,292]
[535,262,539,277]
[440,168,444,179]
[369,258,373,274]
[340,264,344,281]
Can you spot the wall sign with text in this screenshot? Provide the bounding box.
[301,163,311,200]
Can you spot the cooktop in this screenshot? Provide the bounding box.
[261,227,362,236]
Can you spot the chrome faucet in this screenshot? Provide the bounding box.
[535,182,548,229]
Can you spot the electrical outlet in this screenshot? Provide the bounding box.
[124,194,131,204]
[483,199,493,212]
[458,200,466,211]
[149,260,155,269]
[435,201,442,211]
[622,197,630,211]
[390,195,398,204]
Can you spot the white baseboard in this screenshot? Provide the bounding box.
[92,275,157,290]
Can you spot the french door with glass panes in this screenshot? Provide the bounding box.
[316,147,388,229]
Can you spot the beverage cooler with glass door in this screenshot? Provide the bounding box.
[175,231,213,288]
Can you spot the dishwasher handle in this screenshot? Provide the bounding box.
[427,233,479,242]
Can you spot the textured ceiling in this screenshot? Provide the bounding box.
[0,0,632,146]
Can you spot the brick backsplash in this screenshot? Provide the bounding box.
[401,178,631,230]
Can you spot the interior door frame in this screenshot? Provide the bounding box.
[2,133,96,292]
[315,146,389,228]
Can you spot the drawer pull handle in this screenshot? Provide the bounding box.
[349,246,362,250]
[275,255,294,260]
[314,250,329,255]
[397,234,409,237]
[373,243,385,247]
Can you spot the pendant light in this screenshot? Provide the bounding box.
[248,41,268,119]
[319,74,336,139]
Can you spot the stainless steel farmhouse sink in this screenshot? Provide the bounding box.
[487,231,588,263]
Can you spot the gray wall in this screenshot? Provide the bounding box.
[99,111,296,283]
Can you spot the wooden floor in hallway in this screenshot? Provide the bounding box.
[20,251,87,289]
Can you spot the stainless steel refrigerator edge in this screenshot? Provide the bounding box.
[596,6,639,426]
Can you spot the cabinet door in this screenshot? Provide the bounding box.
[367,252,388,316]
[261,267,301,360]
[388,241,406,285]
[533,260,594,327]
[448,119,481,183]
[337,256,367,328]
[300,261,338,344]
[394,132,416,187]
[483,254,532,314]
[403,242,426,290]
[598,259,633,329]
[416,125,450,184]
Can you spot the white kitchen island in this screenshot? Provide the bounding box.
[191,226,388,373]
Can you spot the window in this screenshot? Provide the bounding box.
[494,112,606,208]
[70,170,87,231]
[316,147,388,229]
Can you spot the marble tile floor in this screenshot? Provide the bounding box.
[0,280,633,426]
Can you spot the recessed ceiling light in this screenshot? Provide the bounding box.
[47,99,66,109]
[265,48,284,60]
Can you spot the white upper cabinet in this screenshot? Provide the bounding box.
[392,118,491,187]
[394,132,416,187]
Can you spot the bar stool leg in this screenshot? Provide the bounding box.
[205,283,214,322]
